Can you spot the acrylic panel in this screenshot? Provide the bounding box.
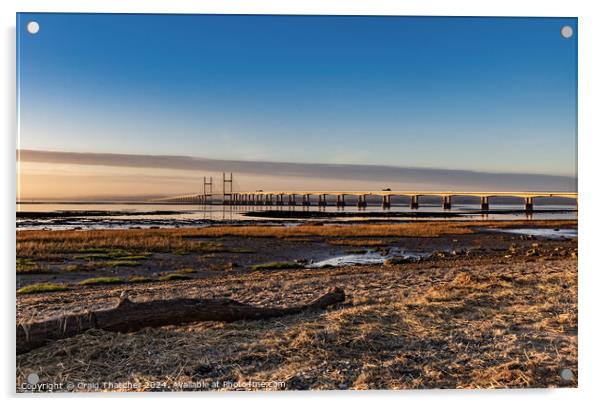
[16,13,577,392]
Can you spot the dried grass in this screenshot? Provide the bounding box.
[16,220,577,262]
[16,230,223,259]
[326,239,388,246]
[183,223,475,238]
[17,220,576,261]
[16,257,577,391]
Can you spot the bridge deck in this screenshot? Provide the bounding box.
[155,191,577,202]
[234,191,577,198]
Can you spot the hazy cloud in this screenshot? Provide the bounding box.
[17,149,577,192]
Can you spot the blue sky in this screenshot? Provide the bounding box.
[17,14,577,178]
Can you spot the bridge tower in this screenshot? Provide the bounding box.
[223,172,233,205]
[202,176,213,204]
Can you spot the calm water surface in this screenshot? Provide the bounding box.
[16,202,577,231]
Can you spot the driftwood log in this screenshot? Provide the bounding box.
[17,287,345,354]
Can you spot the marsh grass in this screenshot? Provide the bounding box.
[327,239,388,247]
[17,230,226,260]
[167,220,576,239]
[17,283,68,295]
[78,277,124,286]
[74,249,151,262]
[159,273,193,281]
[74,253,112,260]
[128,276,154,283]
[17,220,576,261]
[16,258,41,273]
[187,223,472,238]
[174,268,195,274]
[61,264,90,272]
[105,260,141,268]
[227,248,256,254]
[251,261,303,271]
[117,255,151,260]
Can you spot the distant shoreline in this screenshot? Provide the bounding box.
[16,210,186,218]
[16,208,578,220]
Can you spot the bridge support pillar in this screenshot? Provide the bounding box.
[318,194,328,206]
[480,196,489,211]
[410,195,419,209]
[382,195,391,209]
[336,195,346,208]
[265,194,273,205]
[357,195,367,208]
[442,196,452,210]
[525,197,534,212]
[288,194,296,206]
[302,194,311,206]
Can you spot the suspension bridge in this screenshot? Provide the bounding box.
[152,173,577,212]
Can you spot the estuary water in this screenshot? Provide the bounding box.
[16,201,578,231]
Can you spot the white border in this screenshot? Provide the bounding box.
[2,1,601,405]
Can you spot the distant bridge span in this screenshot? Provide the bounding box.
[153,190,577,211]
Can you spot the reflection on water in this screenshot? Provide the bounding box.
[307,252,388,268]
[307,248,426,268]
[488,228,578,239]
[16,202,577,231]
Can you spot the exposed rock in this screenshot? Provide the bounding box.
[431,251,447,259]
[383,257,412,266]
